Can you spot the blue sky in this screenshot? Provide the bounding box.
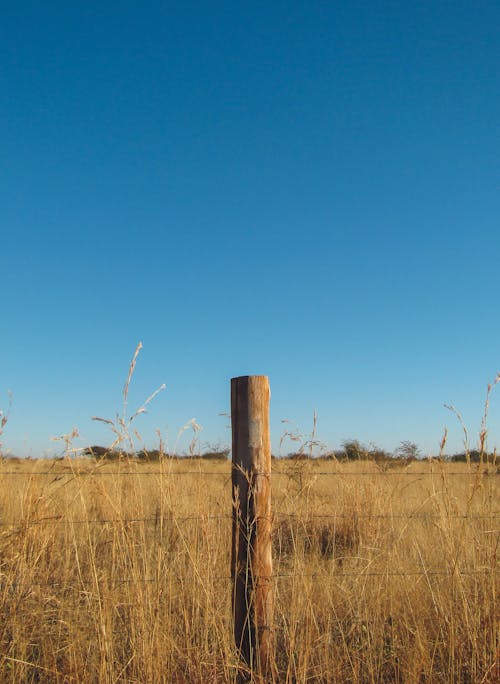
[1,1,499,457]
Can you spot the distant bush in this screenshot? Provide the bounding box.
[83,446,132,460]
[282,452,311,461]
[341,439,366,460]
[137,449,163,461]
[368,447,394,463]
[199,448,230,460]
[337,440,395,462]
[83,445,109,458]
[395,440,421,460]
[449,450,496,463]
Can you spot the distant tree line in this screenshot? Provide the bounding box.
[75,440,497,464]
[81,444,231,461]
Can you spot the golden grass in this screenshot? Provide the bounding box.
[0,457,498,683]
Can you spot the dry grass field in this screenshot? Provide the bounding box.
[0,456,498,683]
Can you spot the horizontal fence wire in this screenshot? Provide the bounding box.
[0,513,498,527]
[0,515,231,526]
[0,470,231,476]
[0,468,497,476]
[2,568,498,593]
[277,513,499,519]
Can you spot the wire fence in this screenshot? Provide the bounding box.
[0,465,497,594]
[0,468,496,475]
[2,567,497,592]
[0,512,498,527]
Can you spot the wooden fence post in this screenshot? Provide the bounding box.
[231,376,274,681]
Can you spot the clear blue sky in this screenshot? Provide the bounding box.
[1,1,499,458]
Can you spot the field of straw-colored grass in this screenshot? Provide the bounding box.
[0,457,498,683]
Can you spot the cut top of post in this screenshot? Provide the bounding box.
[231,376,270,467]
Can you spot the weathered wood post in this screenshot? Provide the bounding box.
[231,376,274,681]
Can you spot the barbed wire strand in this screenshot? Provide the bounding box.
[0,469,497,476]
[0,512,498,527]
[1,567,497,594]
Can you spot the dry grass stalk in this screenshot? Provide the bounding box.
[91,342,166,453]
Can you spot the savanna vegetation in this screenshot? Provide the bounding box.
[0,455,497,683]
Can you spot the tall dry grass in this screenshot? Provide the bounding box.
[0,457,497,683]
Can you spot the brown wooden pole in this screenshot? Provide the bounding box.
[231,376,274,681]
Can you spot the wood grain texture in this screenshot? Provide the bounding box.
[231,376,274,681]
